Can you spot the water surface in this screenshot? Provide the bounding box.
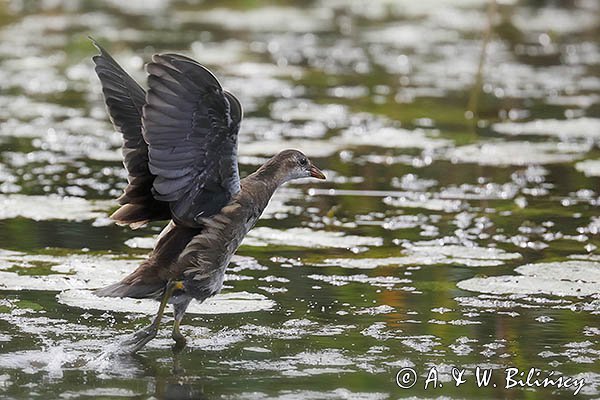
[0,0,599,399]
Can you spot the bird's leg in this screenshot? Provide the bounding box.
[171,316,186,351]
[120,280,184,353]
[171,296,192,352]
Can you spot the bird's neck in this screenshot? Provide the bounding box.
[239,163,287,214]
[250,161,289,191]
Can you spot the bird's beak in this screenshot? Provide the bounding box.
[309,164,326,180]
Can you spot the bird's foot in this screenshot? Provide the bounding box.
[119,323,158,353]
[171,329,187,352]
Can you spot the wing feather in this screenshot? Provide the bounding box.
[91,38,170,227]
[143,53,242,227]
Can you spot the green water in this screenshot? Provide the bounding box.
[0,0,598,399]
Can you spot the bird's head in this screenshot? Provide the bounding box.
[268,149,326,183]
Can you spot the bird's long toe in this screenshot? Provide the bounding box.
[119,324,158,353]
[171,324,187,351]
[172,334,187,352]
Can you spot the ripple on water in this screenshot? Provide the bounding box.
[0,252,140,291]
[222,388,389,400]
[0,95,81,121]
[317,244,520,269]
[103,0,169,15]
[404,243,521,263]
[307,273,410,289]
[512,6,599,33]
[240,138,340,158]
[355,305,395,315]
[60,388,143,399]
[219,346,395,380]
[240,110,450,156]
[243,117,327,140]
[238,319,354,341]
[0,251,275,315]
[400,335,442,354]
[439,182,519,200]
[570,372,600,396]
[449,337,477,356]
[447,141,590,166]
[270,99,348,126]
[0,306,149,377]
[175,7,334,33]
[383,193,464,213]
[339,125,451,150]
[188,40,248,66]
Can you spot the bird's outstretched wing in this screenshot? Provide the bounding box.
[91,39,170,228]
[143,53,243,227]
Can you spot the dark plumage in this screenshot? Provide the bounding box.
[90,39,326,352]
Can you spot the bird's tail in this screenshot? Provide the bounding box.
[94,281,164,300]
[110,203,171,230]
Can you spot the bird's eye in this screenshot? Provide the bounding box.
[299,157,308,166]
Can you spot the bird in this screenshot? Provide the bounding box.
[89,39,326,352]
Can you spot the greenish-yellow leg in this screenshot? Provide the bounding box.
[120,280,183,353]
[172,317,187,351]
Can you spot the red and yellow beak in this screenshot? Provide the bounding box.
[309,164,326,180]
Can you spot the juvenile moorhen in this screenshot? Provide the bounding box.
[90,40,325,352]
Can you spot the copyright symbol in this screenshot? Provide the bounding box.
[396,367,418,389]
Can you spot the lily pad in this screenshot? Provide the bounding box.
[447,141,589,166]
[575,159,600,177]
[405,244,521,262]
[458,261,600,297]
[244,227,383,250]
[57,290,275,315]
[493,118,600,140]
[0,195,110,221]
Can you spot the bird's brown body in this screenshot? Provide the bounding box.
[89,39,325,351]
[98,161,285,303]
